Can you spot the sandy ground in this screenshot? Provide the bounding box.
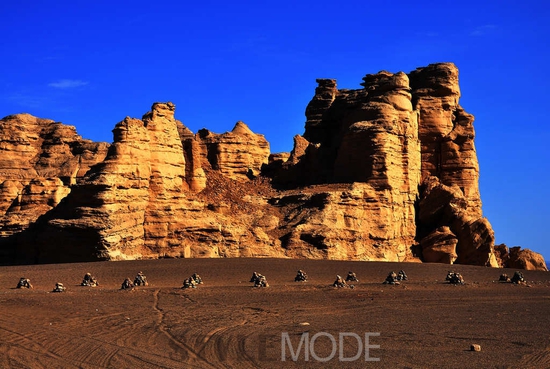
[0,258,549,369]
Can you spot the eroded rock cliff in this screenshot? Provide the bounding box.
[0,113,108,256]
[196,121,270,181]
[269,70,421,262]
[1,103,282,263]
[0,63,545,270]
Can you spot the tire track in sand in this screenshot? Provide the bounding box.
[0,313,186,368]
[194,324,260,368]
[511,344,550,369]
[0,325,79,368]
[152,289,218,369]
[188,306,275,368]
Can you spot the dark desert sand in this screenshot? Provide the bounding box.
[1,258,549,369]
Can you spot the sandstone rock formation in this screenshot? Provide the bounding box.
[196,121,270,181]
[420,226,458,264]
[267,63,498,267]
[269,183,417,262]
[268,70,421,261]
[409,64,481,217]
[2,103,282,263]
[416,176,497,267]
[0,63,546,271]
[494,244,548,271]
[0,114,108,260]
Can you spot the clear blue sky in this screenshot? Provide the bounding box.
[1,1,549,260]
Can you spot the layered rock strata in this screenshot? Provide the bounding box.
[409,64,481,217]
[0,63,546,270]
[494,244,548,271]
[0,114,108,245]
[3,103,281,263]
[270,70,421,261]
[196,121,270,181]
[267,63,539,268]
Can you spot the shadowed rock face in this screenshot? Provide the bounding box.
[0,65,546,270]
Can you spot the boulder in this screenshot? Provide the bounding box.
[507,246,548,271]
[420,226,458,264]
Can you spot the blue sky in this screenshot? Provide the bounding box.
[1,1,549,260]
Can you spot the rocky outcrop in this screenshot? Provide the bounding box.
[0,178,70,236]
[416,176,497,267]
[408,63,494,266]
[420,226,458,264]
[12,104,194,261]
[493,244,548,271]
[409,63,481,217]
[196,121,270,181]
[266,63,507,267]
[8,115,153,261]
[0,114,108,244]
[269,70,421,262]
[140,102,189,254]
[3,103,283,263]
[303,79,338,143]
[271,182,416,261]
[0,63,546,270]
[0,113,109,185]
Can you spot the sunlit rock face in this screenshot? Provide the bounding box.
[0,103,281,263]
[269,70,421,262]
[409,63,496,267]
[0,113,108,259]
[196,121,270,181]
[268,62,499,267]
[0,64,545,270]
[494,244,548,271]
[9,103,193,261]
[409,63,481,218]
